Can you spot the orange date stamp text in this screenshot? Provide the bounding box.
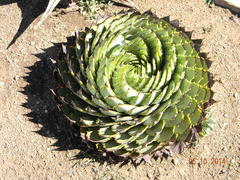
[188,157,227,165]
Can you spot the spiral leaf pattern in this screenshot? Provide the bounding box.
[56,12,211,158]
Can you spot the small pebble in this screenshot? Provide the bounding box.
[197,162,201,168]
[230,16,240,25]
[233,93,239,98]
[30,41,35,46]
[0,81,5,87]
[222,147,227,151]
[221,16,227,21]
[13,75,19,80]
[147,172,153,179]
[171,159,179,165]
[219,169,225,174]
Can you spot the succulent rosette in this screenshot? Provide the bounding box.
[54,11,212,160]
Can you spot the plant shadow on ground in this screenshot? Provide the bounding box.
[21,40,126,166]
[0,0,49,48]
[0,0,133,49]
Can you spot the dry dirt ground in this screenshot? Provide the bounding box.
[0,0,240,179]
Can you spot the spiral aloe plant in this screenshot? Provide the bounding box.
[54,11,213,160]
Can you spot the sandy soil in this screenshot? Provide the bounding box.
[0,0,240,179]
